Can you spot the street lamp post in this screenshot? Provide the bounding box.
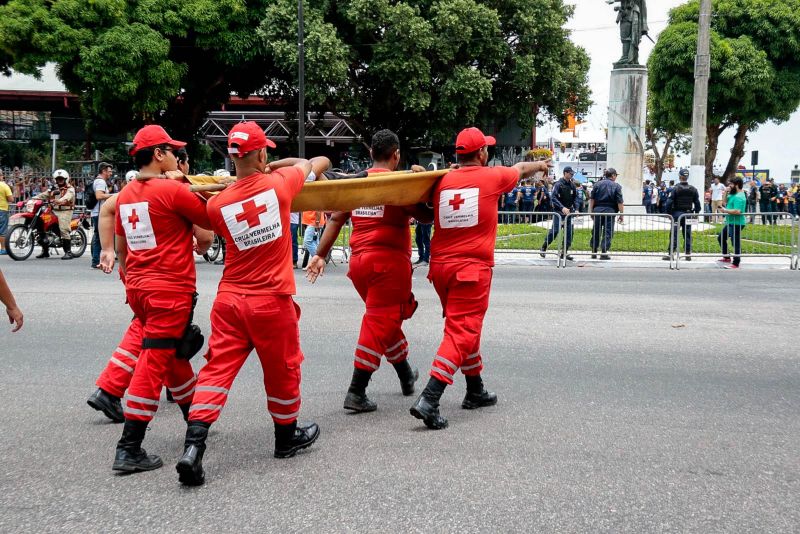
[297,0,306,158]
[50,133,59,173]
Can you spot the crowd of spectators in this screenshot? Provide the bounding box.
[0,167,128,208]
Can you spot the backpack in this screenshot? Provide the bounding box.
[84,180,98,211]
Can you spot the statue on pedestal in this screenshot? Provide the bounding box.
[607,0,649,67]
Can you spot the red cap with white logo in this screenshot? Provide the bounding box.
[455,127,496,154]
[129,125,186,155]
[228,122,276,157]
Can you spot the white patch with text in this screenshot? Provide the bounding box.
[353,206,385,218]
[439,188,479,228]
[120,202,157,250]
[220,190,282,251]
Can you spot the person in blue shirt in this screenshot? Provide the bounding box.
[502,183,520,223]
[520,180,535,221]
[534,179,551,222]
[589,168,624,260]
[642,180,653,213]
[540,167,581,260]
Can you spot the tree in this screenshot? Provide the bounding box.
[0,0,276,143]
[645,104,691,183]
[252,0,591,145]
[647,0,800,183]
[0,0,590,150]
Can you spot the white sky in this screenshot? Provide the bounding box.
[544,0,800,180]
[3,3,798,179]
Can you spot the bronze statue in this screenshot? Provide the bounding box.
[607,0,650,67]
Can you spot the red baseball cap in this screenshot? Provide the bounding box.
[227,122,276,157]
[129,125,186,155]
[455,127,496,154]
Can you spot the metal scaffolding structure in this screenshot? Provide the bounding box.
[198,111,363,156]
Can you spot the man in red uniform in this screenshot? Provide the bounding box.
[410,127,550,430]
[176,122,319,486]
[88,166,212,423]
[306,130,431,413]
[111,125,213,472]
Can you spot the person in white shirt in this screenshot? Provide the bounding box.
[90,163,113,268]
[711,177,727,214]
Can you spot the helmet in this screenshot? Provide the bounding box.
[53,169,70,180]
[125,170,138,183]
[213,169,231,177]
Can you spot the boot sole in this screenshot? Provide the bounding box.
[461,397,498,410]
[87,398,124,423]
[176,460,205,486]
[274,428,320,459]
[409,406,448,430]
[112,457,163,473]
[343,402,377,413]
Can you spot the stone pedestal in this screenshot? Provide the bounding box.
[607,66,648,212]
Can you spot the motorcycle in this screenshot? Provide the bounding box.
[5,199,90,261]
[202,234,223,263]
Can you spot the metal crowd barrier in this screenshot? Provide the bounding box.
[674,212,797,270]
[496,211,564,266]
[563,213,676,268]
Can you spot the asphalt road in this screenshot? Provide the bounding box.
[0,254,798,533]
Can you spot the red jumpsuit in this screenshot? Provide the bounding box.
[95,316,196,403]
[347,168,417,373]
[114,179,211,422]
[427,165,519,385]
[188,167,307,426]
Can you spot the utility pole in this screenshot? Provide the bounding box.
[297,0,306,158]
[50,133,59,173]
[689,0,713,206]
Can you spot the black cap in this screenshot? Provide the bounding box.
[679,168,690,178]
[98,162,113,172]
[606,168,618,176]
[563,166,574,174]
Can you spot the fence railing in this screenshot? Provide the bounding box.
[674,212,797,270]
[495,211,564,264]
[563,213,676,268]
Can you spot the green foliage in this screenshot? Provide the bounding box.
[258,0,591,144]
[0,0,590,148]
[0,0,275,140]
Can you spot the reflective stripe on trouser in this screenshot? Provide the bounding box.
[348,251,413,372]
[189,292,303,425]
[96,316,196,403]
[123,289,194,422]
[427,262,492,385]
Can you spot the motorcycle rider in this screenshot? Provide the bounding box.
[34,169,76,259]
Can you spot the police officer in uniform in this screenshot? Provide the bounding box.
[540,166,580,260]
[663,168,701,261]
[35,169,76,259]
[501,182,520,223]
[589,168,624,260]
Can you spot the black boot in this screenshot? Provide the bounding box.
[176,421,210,486]
[393,360,419,396]
[87,388,124,423]
[178,402,191,422]
[36,243,50,258]
[343,368,377,413]
[274,420,320,459]
[410,377,449,430]
[61,238,74,260]
[462,375,498,410]
[112,420,163,472]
